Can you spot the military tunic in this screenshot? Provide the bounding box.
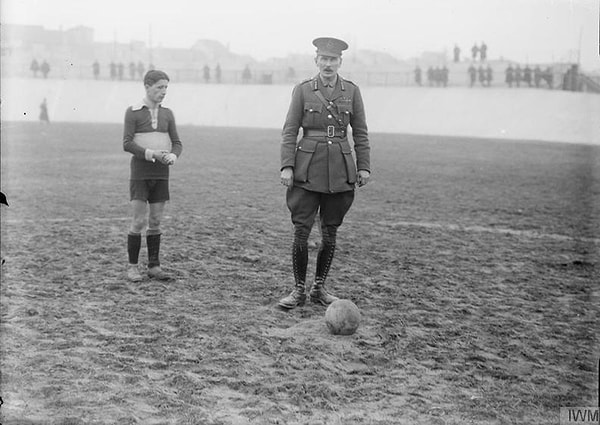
[281,75,370,193]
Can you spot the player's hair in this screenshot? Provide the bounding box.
[144,70,170,87]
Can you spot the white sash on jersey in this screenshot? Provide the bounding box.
[133,132,171,151]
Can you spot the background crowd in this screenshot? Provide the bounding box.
[25,39,596,93]
[411,42,586,91]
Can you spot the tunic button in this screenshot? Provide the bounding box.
[327,114,332,119]
[327,140,332,145]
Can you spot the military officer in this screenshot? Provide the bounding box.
[278,37,371,309]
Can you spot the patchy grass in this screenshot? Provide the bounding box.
[1,122,598,424]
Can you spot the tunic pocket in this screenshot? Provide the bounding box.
[340,140,357,184]
[303,102,323,127]
[294,138,318,183]
[337,104,353,126]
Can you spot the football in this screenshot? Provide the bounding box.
[325,299,361,335]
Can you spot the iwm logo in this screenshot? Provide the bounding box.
[560,407,599,424]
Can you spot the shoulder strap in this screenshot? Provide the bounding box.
[313,90,345,127]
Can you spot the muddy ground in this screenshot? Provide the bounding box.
[1,122,598,424]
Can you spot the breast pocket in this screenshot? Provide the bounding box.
[337,104,353,126]
[294,138,318,182]
[303,102,323,128]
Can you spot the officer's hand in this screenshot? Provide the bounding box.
[357,170,371,187]
[281,167,294,188]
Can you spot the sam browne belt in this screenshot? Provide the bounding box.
[304,126,346,138]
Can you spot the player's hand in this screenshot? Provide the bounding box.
[280,167,293,188]
[153,150,171,164]
[163,153,177,165]
[357,170,370,187]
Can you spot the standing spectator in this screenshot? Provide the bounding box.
[118,62,125,80]
[543,66,554,89]
[278,37,370,309]
[414,65,422,86]
[0,191,8,266]
[441,66,449,87]
[477,65,486,86]
[30,59,39,78]
[432,67,441,86]
[129,62,137,80]
[137,61,145,79]
[533,66,542,88]
[515,65,523,87]
[562,64,580,91]
[426,66,434,86]
[467,64,477,87]
[203,65,210,83]
[523,65,532,87]
[40,60,50,79]
[122,70,183,282]
[562,67,572,90]
[242,65,252,84]
[215,63,222,83]
[39,98,50,124]
[110,62,117,80]
[453,44,461,63]
[505,64,514,87]
[471,43,479,61]
[485,65,493,87]
[92,60,100,80]
[479,42,487,61]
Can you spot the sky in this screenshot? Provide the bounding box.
[2,0,599,71]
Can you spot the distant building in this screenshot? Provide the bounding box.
[0,23,255,83]
[2,22,583,88]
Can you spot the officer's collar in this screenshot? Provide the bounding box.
[313,74,345,91]
[319,74,338,88]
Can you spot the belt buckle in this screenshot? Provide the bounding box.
[327,126,335,137]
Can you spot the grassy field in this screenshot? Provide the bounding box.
[1,122,598,424]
